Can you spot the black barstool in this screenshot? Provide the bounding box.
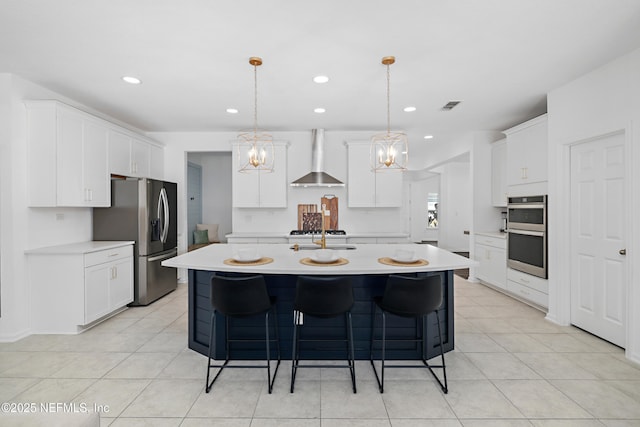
[370,274,448,394]
[206,274,281,393]
[290,276,356,393]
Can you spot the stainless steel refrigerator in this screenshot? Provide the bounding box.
[93,178,178,305]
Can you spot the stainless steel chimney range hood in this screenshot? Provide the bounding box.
[290,129,344,187]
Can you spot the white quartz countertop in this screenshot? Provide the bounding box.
[162,243,476,275]
[25,241,135,255]
[225,232,410,238]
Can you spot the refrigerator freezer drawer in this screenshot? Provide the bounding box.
[135,248,177,306]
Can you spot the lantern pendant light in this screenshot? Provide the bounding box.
[237,56,274,173]
[371,56,408,171]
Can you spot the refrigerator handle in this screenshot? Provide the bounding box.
[147,248,178,262]
[160,187,170,243]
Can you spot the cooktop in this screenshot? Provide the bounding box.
[290,230,346,235]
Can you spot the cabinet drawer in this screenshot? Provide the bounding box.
[475,234,506,249]
[507,268,548,294]
[84,245,133,267]
[507,280,548,308]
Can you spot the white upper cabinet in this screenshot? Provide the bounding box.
[26,100,109,207]
[346,141,402,208]
[491,138,507,207]
[108,130,161,179]
[232,142,288,208]
[27,100,165,208]
[149,143,164,180]
[504,114,548,195]
[131,137,150,177]
[108,129,132,176]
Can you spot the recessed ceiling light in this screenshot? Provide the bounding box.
[122,76,141,85]
[424,135,434,140]
[403,106,417,112]
[226,108,238,114]
[314,108,326,113]
[313,75,329,84]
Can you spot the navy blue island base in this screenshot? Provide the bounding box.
[187,269,454,361]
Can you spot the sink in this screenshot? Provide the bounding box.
[290,244,357,250]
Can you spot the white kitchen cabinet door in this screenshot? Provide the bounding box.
[375,170,403,207]
[491,139,507,207]
[82,119,110,206]
[347,143,376,207]
[505,114,548,189]
[347,142,402,207]
[131,137,150,177]
[108,129,132,176]
[55,107,85,206]
[55,106,110,207]
[232,142,288,208]
[258,144,287,208]
[149,143,164,180]
[109,257,134,309]
[475,243,506,290]
[84,263,111,324]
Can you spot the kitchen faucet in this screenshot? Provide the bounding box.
[313,210,327,249]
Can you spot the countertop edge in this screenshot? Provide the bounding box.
[25,241,135,255]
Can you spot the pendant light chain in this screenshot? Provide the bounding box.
[253,62,258,135]
[386,62,391,135]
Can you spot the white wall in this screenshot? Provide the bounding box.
[436,162,471,252]
[150,130,411,246]
[547,47,640,364]
[0,75,95,340]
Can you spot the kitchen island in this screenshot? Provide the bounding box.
[163,243,475,360]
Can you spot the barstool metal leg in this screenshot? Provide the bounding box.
[421,310,448,393]
[290,310,299,393]
[369,304,384,393]
[435,310,448,393]
[381,310,386,393]
[346,311,357,393]
[206,310,230,393]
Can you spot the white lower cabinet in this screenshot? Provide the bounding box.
[506,268,548,309]
[84,249,134,324]
[474,234,507,290]
[27,242,134,333]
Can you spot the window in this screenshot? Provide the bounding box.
[428,193,438,228]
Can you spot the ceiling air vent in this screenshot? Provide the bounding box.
[441,100,461,111]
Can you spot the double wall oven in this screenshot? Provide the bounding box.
[507,195,547,279]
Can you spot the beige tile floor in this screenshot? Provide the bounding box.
[2,276,640,426]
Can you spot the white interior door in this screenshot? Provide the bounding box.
[570,132,626,347]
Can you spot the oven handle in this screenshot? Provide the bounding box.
[507,204,545,209]
[508,229,545,237]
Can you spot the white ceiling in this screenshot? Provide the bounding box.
[2,0,640,144]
